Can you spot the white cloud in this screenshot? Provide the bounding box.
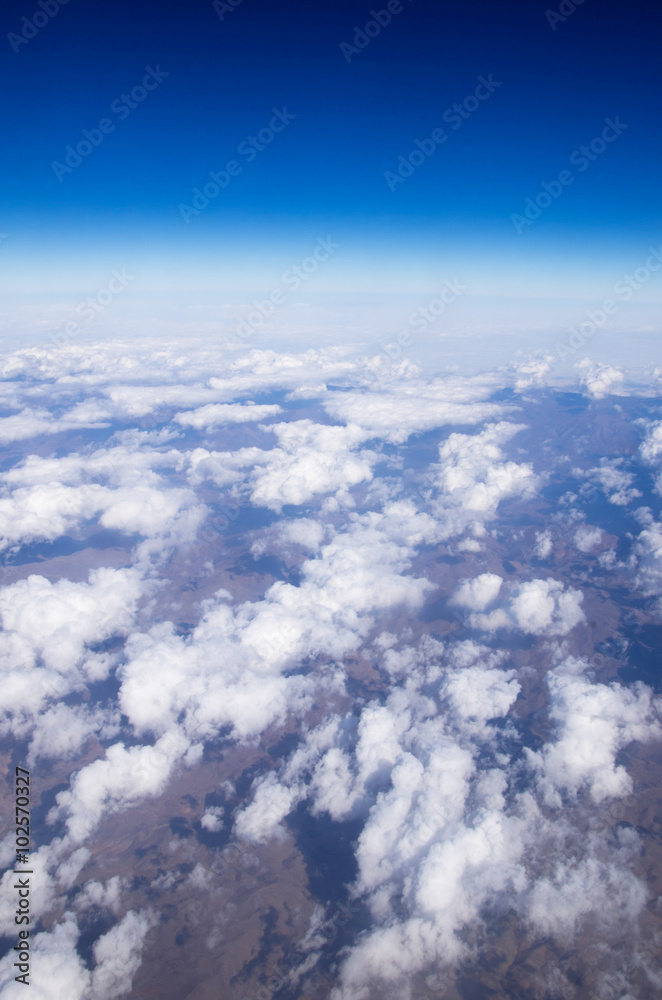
[576,361,625,399]
[275,517,326,552]
[234,772,300,843]
[431,422,539,540]
[574,524,603,553]
[50,729,192,844]
[534,529,553,558]
[450,572,503,611]
[200,807,224,832]
[0,481,205,553]
[530,656,662,805]
[469,578,585,636]
[631,508,662,597]
[91,909,155,999]
[119,502,436,745]
[577,458,641,506]
[249,421,376,511]
[2,340,661,1000]
[322,374,506,445]
[173,402,282,429]
[640,420,662,465]
[0,407,110,445]
[0,568,142,740]
[0,914,90,1000]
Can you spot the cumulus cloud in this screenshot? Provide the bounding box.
[50,729,193,844]
[322,373,506,445]
[249,421,376,511]
[118,502,436,745]
[631,508,662,596]
[234,772,300,843]
[0,407,110,445]
[0,568,142,744]
[640,419,662,465]
[0,909,153,1000]
[173,401,282,429]
[574,524,603,552]
[449,572,503,611]
[431,422,539,541]
[90,909,155,999]
[275,517,326,552]
[187,421,377,511]
[530,656,662,805]
[468,578,585,636]
[577,458,642,506]
[534,528,553,558]
[0,481,205,553]
[2,340,661,1000]
[576,361,625,398]
[0,914,90,999]
[234,633,653,1000]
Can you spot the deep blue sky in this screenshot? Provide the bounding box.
[1,0,661,339]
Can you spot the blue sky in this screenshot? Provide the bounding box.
[1,0,661,344]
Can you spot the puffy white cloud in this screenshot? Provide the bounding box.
[526,851,647,939]
[534,529,553,558]
[0,568,142,741]
[187,445,268,489]
[509,354,554,391]
[234,772,300,843]
[631,508,662,597]
[640,420,662,496]
[431,422,538,540]
[576,361,625,398]
[2,340,661,1000]
[119,502,436,745]
[577,458,642,506]
[50,729,192,844]
[26,703,121,764]
[0,407,110,445]
[187,421,376,511]
[530,657,662,805]
[249,421,376,511]
[173,402,282,429]
[574,524,603,552]
[0,481,205,552]
[275,517,326,552]
[450,572,502,611]
[322,374,506,445]
[0,914,90,1000]
[469,577,585,636]
[2,445,188,491]
[74,876,126,915]
[200,807,224,832]
[91,909,155,999]
[0,909,152,1000]
[640,420,662,465]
